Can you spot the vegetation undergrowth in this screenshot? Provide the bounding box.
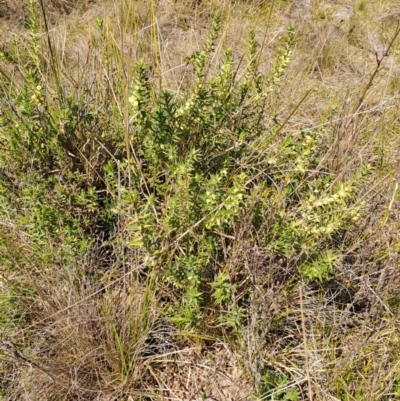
[1,0,400,400]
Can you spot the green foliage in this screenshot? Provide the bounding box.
[259,369,301,401]
[0,7,368,334]
[301,250,339,282]
[119,15,305,328]
[0,4,387,399]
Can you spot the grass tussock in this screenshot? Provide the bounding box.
[1,0,400,400]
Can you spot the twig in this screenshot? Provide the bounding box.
[300,284,313,401]
[0,341,57,383]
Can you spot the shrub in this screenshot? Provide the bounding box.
[0,1,399,400]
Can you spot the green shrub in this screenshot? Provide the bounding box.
[0,2,393,400]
